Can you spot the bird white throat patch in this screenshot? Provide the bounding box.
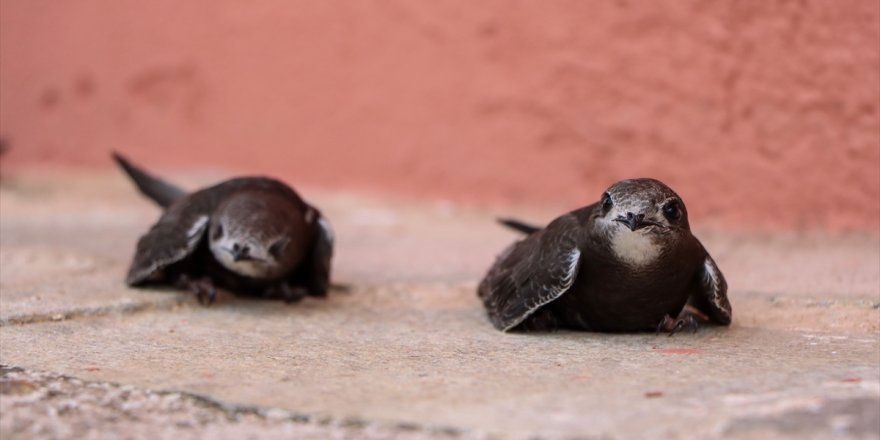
[210,237,280,279]
[610,229,660,266]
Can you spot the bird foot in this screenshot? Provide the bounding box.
[265,283,309,304]
[656,312,700,336]
[176,275,217,306]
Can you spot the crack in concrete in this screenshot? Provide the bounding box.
[0,296,188,327]
[0,365,476,438]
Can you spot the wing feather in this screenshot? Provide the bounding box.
[125,213,209,285]
[478,214,583,331]
[294,208,334,296]
[688,250,732,325]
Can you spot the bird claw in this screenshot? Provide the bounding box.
[195,284,217,306]
[177,275,217,306]
[265,283,308,303]
[656,312,700,336]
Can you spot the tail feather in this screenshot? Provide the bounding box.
[112,152,186,208]
[497,217,542,235]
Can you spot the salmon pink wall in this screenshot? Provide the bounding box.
[1,1,878,230]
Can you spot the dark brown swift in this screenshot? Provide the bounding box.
[114,153,334,305]
[478,178,731,334]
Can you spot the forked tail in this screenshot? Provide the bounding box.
[496,217,541,234]
[112,152,186,208]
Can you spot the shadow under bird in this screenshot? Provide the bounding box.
[478,178,731,334]
[114,153,334,305]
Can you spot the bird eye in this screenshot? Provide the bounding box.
[662,200,681,221]
[268,238,289,259]
[601,193,613,213]
[211,224,224,240]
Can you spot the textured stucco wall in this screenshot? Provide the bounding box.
[1,1,878,230]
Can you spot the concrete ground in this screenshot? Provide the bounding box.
[1,170,878,439]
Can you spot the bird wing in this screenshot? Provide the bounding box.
[123,175,314,287]
[125,202,210,285]
[478,213,583,332]
[295,207,334,296]
[687,247,732,325]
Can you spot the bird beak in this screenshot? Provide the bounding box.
[228,246,253,262]
[230,249,245,262]
[615,216,640,231]
[614,214,658,231]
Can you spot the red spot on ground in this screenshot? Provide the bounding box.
[653,347,703,354]
[201,372,215,379]
[571,374,592,381]
[84,366,101,372]
[841,377,862,383]
[645,391,664,398]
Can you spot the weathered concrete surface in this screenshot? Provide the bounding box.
[0,366,453,440]
[1,171,879,439]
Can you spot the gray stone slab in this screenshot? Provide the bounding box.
[2,171,879,438]
[0,365,455,440]
[2,285,879,439]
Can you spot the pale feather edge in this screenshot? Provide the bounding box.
[500,248,582,332]
[703,257,731,320]
[317,216,335,246]
[125,216,209,285]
